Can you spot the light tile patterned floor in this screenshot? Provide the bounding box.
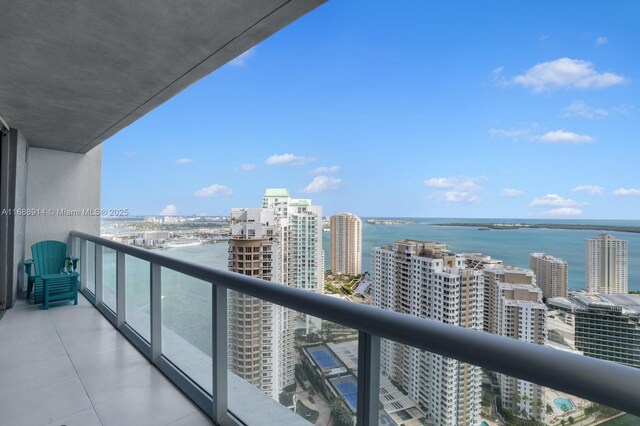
[0,296,213,426]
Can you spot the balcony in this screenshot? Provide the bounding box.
[1,2,640,426]
[3,231,640,425]
[0,294,210,426]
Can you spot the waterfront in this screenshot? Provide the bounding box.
[101,217,640,424]
[141,218,640,291]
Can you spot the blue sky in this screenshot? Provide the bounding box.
[102,1,640,219]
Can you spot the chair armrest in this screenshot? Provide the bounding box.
[23,259,34,277]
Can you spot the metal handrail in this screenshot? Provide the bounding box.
[71,230,640,417]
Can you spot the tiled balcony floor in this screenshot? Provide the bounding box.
[0,296,213,426]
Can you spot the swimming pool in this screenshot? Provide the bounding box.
[480,421,490,426]
[554,397,575,412]
[307,346,341,369]
[329,375,359,411]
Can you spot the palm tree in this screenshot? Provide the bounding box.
[331,400,353,426]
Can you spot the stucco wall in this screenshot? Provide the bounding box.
[25,146,102,257]
[8,130,29,306]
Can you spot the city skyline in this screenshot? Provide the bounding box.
[102,1,639,218]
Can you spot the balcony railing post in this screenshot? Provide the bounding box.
[79,238,87,291]
[212,283,228,423]
[357,331,380,426]
[150,263,161,362]
[116,251,125,328]
[69,235,76,259]
[95,244,103,305]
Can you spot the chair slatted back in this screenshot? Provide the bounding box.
[32,240,68,276]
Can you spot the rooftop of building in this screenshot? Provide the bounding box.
[530,253,568,263]
[264,188,290,197]
[484,263,536,276]
[588,234,626,241]
[289,199,310,207]
[549,293,640,315]
[547,310,575,332]
[498,281,542,292]
[331,212,362,219]
[504,298,547,309]
[461,253,503,263]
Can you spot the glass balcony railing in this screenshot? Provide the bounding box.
[69,231,640,425]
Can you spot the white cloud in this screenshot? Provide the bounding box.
[194,184,233,198]
[539,34,550,42]
[265,153,313,166]
[425,177,455,188]
[541,207,583,217]
[489,127,531,139]
[596,36,608,45]
[562,101,608,119]
[443,191,480,203]
[613,187,640,197]
[229,47,255,66]
[125,151,136,158]
[513,58,626,92]
[176,158,193,164]
[501,188,524,197]
[491,66,505,83]
[310,165,341,175]
[534,129,593,144]
[300,176,342,194]
[160,204,177,215]
[238,164,257,171]
[425,176,483,203]
[572,185,604,195]
[614,104,634,115]
[530,194,579,207]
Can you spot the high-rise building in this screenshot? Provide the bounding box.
[549,294,640,368]
[585,234,628,294]
[530,253,568,299]
[372,240,484,426]
[262,188,324,293]
[477,263,547,421]
[330,212,362,275]
[490,267,547,421]
[228,189,324,399]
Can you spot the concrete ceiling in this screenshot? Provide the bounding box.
[0,0,325,153]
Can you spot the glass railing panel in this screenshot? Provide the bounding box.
[102,246,117,311]
[161,268,212,394]
[378,340,469,426]
[125,255,150,341]
[84,241,96,294]
[484,368,639,426]
[227,296,358,426]
[376,336,639,426]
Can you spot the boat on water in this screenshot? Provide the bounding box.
[161,237,202,248]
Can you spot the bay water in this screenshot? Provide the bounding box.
[150,218,640,291]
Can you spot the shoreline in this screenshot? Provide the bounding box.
[433,223,640,234]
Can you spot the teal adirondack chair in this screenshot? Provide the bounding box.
[23,241,78,309]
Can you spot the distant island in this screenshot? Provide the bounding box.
[366,219,418,225]
[434,222,640,234]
